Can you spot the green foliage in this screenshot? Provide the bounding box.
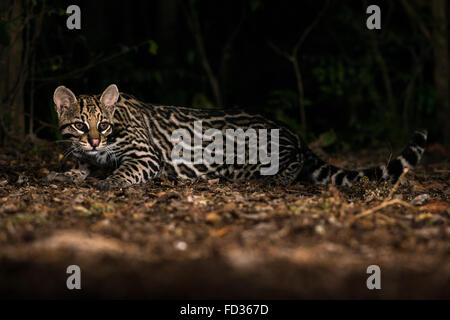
[250,0,262,12]
[148,40,158,56]
[268,89,302,133]
[312,57,350,97]
[192,93,214,109]
[417,86,436,115]
[318,129,337,148]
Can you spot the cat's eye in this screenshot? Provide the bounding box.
[98,122,110,131]
[73,122,87,131]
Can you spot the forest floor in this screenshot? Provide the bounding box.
[0,142,449,299]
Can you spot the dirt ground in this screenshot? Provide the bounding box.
[0,142,448,299]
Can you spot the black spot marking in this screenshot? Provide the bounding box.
[146,160,158,171]
[178,163,196,177]
[194,164,208,172]
[329,166,339,176]
[346,171,359,181]
[317,166,329,181]
[411,132,427,148]
[374,166,383,180]
[62,133,77,139]
[334,171,345,185]
[387,159,403,181]
[401,148,418,166]
[362,168,374,180]
[59,124,73,131]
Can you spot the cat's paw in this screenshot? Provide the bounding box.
[94,179,124,191]
[46,171,76,183]
[46,170,88,184]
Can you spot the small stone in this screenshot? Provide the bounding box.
[223,203,236,212]
[174,241,187,251]
[46,172,58,181]
[73,205,89,214]
[411,194,430,206]
[16,175,26,185]
[315,225,325,235]
[38,168,50,177]
[205,212,221,223]
[210,227,229,237]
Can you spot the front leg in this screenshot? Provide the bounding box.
[47,162,91,184]
[96,157,161,190]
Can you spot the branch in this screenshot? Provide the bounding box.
[219,5,247,77]
[399,0,432,41]
[266,41,290,60]
[32,41,150,83]
[292,0,329,56]
[267,1,329,132]
[28,0,47,136]
[350,199,415,225]
[184,0,223,106]
[369,33,396,112]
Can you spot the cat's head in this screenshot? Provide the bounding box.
[53,84,119,155]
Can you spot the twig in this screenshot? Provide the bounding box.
[433,169,450,173]
[387,168,409,200]
[235,211,274,221]
[350,198,415,225]
[292,1,328,57]
[23,112,57,135]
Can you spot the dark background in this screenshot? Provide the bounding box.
[0,0,448,153]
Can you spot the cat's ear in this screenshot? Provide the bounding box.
[53,86,77,117]
[100,84,119,114]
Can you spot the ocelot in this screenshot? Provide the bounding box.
[48,84,427,190]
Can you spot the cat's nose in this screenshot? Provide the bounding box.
[89,138,100,147]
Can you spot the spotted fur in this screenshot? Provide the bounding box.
[49,84,427,189]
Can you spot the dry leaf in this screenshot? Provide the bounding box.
[419,201,450,214]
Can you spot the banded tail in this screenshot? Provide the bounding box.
[298,129,428,187]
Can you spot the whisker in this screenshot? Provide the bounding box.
[105,145,118,169]
[59,144,81,169]
[61,148,73,158]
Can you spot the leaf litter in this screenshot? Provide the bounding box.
[0,143,448,298]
